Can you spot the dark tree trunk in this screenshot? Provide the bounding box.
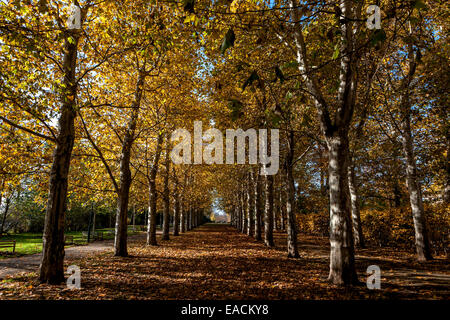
[280,178,286,231]
[191,208,195,229]
[286,131,300,257]
[264,175,274,247]
[114,72,144,256]
[0,197,11,237]
[348,158,365,248]
[187,206,192,231]
[39,29,80,284]
[444,130,450,203]
[147,134,163,246]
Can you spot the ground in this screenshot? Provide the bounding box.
[0,224,448,300]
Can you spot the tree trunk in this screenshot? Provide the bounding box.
[273,174,280,231]
[401,109,433,261]
[286,131,299,257]
[247,172,255,236]
[280,178,286,231]
[0,197,11,237]
[348,158,365,248]
[147,134,163,246]
[114,72,144,257]
[173,191,180,236]
[241,183,248,234]
[254,173,263,240]
[39,28,80,284]
[326,132,358,285]
[162,140,171,240]
[131,205,135,232]
[264,175,274,247]
[92,205,96,235]
[444,130,450,203]
[233,204,238,228]
[180,197,186,233]
[187,206,192,230]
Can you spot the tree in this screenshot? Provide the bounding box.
[288,0,361,285]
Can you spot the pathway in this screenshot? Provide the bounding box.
[0,224,448,299]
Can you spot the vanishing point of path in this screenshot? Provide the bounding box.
[0,224,449,299]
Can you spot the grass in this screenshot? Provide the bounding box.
[0,225,145,258]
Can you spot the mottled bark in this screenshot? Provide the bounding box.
[327,133,358,285]
[348,158,365,248]
[401,107,432,261]
[0,196,10,237]
[286,131,299,257]
[114,71,145,256]
[187,206,192,231]
[289,0,359,286]
[400,44,432,261]
[237,195,242,232]
[254,173,263,240]
[162,141,171,240]
[247,172,255,236]
[264,175,275,247]
[173,186,180,237]
[241,184,248,233]
[180,198,186,233]
[241,188,247,232]
[444,132,450,203]
[147,134,163,246]
[280,179,286,231]
[274,174,281,231]
[39,27,80,284]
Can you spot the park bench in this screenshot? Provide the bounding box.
[106,230,115,238]
[95,231,103,241]
[0,239,16,253]
[64,235,74,245]
[81,231,104,242]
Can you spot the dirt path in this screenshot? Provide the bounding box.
[0,232,148,279]
[0,224,448,299]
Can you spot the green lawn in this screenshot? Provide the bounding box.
[0,226,144,258]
